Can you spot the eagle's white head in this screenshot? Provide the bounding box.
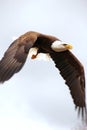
[51,40,73,52]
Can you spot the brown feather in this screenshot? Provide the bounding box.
[0,32,39,82]
[50,50,86,119]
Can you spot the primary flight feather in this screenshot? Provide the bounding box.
[0,31,86,120]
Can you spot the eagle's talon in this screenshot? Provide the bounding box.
[31,54,37,59]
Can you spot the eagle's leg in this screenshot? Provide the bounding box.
[29,47,39,59]
[31,48,44,59]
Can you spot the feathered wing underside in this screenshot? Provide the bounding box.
[50,50,86,119]
[0,39,35,83]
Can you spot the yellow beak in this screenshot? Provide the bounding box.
[65,44,73,50]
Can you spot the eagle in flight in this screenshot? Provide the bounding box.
[0,31,86,120]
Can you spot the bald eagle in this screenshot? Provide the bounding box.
[0,31,86,120]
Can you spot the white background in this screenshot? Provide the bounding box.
[0,0,87,130]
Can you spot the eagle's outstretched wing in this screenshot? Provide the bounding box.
[50,50,86,119]
[0,33,38,83]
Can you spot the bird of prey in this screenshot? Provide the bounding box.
[0,31,86,120]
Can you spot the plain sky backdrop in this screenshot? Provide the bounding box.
[0,0,87,130]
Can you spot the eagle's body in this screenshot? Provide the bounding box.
[0,31,86,120]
